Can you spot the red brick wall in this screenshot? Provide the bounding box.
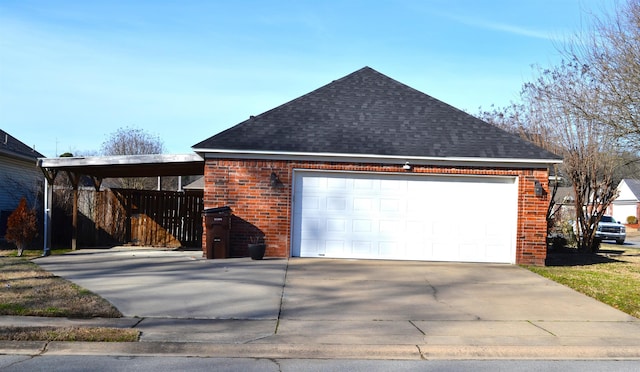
[203,159,550,265]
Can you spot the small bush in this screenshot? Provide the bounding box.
[627,216,638,224]
[4,198,38,257]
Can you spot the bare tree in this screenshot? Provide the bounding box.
[101,127,166,190]
[481,59,620,252]
[478,1,640,252]
[561,0,640,150]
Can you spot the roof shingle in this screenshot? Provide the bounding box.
[0,129,44,162]
[194,67,561,161]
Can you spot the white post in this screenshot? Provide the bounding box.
[43,177,52,256]
[157,176,161,191]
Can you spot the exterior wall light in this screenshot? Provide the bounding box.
[403,162,411,171]
[270,171,283,188]
[534,180,544,197]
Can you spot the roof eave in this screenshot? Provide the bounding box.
[0,149,42,164]
[37,154,205,178]
[193,148,563,168]
[38,153,203,168]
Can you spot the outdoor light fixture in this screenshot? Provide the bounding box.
[270,171,282,188]
[403,162,411,170]
[534,180,544,197]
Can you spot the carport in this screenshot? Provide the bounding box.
[37,154,204,253]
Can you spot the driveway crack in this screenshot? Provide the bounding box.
[528,320,557,336]
[409,320,426,335]
[424,277,481,320]
[274,258,289,335]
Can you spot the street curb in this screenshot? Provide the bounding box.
[43,342,422,360]
[0,341,46,355]
[27,342,640,360]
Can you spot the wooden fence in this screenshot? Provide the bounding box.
[114,188,204,248]
[53,188,204,248]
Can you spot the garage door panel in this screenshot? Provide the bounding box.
[326,218,346,233]
[327,177,347,189]
[354,198,374,211]
[326,240,346,255]
[379,241,399,256]
[354,178,376,191]
[326,197,347,211]
[353,219,373,232]
[301,239,321,255]
[459,243,480,259]
[293,171,516,263]
[301,218,322,232]
[379,219,401,234]
[353,241,372,255]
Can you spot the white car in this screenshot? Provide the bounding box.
[596,216,626,245]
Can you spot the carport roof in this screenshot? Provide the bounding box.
[37,153,204,179]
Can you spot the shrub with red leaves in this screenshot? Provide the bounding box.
[5,198,38,257]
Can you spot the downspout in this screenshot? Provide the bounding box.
[42,177,52,256]
[38,161,57,257]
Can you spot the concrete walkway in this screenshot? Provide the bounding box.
[1,250,639,359]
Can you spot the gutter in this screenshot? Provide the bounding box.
[193,148,563,168]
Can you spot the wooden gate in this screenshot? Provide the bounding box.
[112,189,203,248]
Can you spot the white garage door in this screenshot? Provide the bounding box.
[291,171,518,263]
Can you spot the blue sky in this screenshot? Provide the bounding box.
[0,0,608,158]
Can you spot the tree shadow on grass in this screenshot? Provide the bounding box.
[545,247,623,266]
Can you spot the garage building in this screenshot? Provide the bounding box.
[193,67,562,265]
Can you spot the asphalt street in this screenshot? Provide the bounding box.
[1,356,639,372]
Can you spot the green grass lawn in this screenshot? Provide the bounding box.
[0,248,140,342]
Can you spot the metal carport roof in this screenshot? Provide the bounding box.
[37,153,204,179]
[36,153,204,254]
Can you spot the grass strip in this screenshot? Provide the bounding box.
[0,326,139,342]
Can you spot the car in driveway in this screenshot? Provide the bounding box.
[596,215,626,245]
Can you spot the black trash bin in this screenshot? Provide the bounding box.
[203,206,232,259]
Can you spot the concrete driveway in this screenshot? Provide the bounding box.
[33,249,640,349]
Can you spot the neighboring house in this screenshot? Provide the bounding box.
[611,179,640,224]
[193,67,562,265]
[551,186,576,220]
[0,129,44,241]
[183,176,204,190]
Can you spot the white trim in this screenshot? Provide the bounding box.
[291,168,518,181]
[194,148,562,168]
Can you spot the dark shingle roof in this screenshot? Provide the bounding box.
[0,129,44,162]
[622,179,640,200]
[194,67,561,160]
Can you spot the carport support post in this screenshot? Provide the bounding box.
[66,171,80,251]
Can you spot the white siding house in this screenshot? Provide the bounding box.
[612,179,640,224]
[0,129,44,241]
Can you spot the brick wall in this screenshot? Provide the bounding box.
[203,159,550,265]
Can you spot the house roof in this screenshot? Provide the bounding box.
[183,175,204,190]
[620,178,640,200]
[193,67,562,165]
[0,129,44,162]
[553,186,575,204]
